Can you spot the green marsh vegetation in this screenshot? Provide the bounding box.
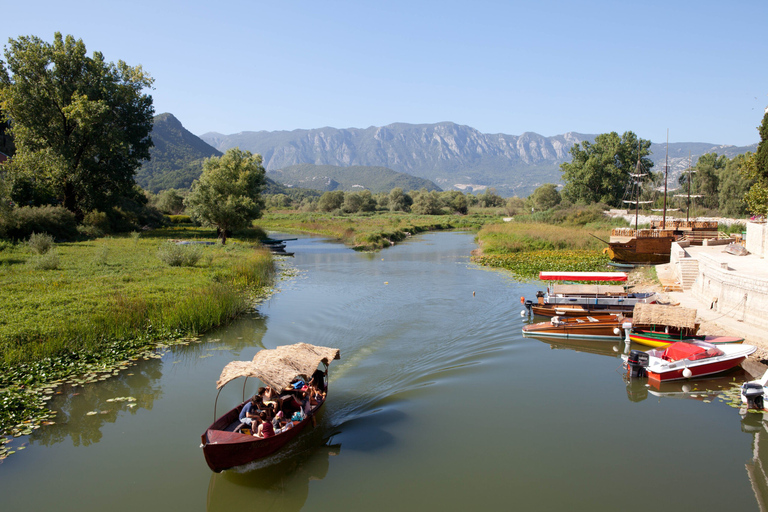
[0,226,275,440]
[473,203,630,278]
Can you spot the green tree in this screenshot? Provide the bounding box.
[560,131,653,207]
[440,190,468,214]
[744,111,768,217]
[184,148,266,244]
[388,187,412,212]
[717,154,753,217]
[155,189,185,215]
[411,189,443,215]
[528,183,561,211]
[0,33,154,217]
[685,153,726,209]
[317,191,344,212]
[477,188,504,208]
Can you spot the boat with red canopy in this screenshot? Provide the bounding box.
[522,271,656,318]
[201,343,340,472]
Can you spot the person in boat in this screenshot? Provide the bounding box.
[254,411,275,438]
[238,395,263,428]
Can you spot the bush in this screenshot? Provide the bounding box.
[6,205,78,241]
[28,249,60,270]
[82,210,111,234]
[27,232,55,254]
[167,215,193,224]
[157,242,203,267]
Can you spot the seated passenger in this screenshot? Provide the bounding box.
[238,395,262,429]
[255,411,275,438]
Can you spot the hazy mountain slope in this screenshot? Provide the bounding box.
[269,163,441,193]
[138,113,223,192]
[200,123,758,197]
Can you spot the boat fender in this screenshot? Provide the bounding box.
[613,327,621,335]
[682,368,693,378]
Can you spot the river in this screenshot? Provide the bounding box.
[1,231,766,511]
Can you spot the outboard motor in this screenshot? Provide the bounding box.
[742,382,765,410]
[627,350,649,378]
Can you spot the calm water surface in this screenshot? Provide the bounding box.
[2,231,767,511]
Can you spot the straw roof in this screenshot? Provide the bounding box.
[632,303,697,329]
[216,343,341,391]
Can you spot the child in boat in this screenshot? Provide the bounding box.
[254,411,275,438]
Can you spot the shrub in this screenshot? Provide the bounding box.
[27,232,55,254]
[6,205,78,241]
[82,210,111,234]
[28,249,60,270]
[157,242,203,267]
[167,215,193,224]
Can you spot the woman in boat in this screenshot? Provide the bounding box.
[254,411,275,438]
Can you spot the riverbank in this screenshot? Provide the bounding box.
[0,227,278,446]
[257,211,491,250]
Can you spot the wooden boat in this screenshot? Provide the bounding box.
[523,271,656,318]
[201,343,340,472]
[624,341,755,382]
[629,303,744,348]
[522,313,631,341]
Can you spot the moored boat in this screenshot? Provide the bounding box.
[201,343,340,472]
[629,303,744,348]
[624,341,755,382]
[522,271,656,318]
[522,313,630,341]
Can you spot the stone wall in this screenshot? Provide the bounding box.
[747,221,767,258]
[692,251,768,329]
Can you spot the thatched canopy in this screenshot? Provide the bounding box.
[632,303,697,330]
[216,343,341,391]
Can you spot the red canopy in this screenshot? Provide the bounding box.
[663,342,706,361]
[539,271,627,282]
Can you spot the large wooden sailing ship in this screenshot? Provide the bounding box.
[604,143,719,264]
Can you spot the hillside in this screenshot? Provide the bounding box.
[269,163,441,193]
[201,123,758,197]
[137,113,223,192]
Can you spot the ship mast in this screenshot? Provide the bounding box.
[662,130,668,229]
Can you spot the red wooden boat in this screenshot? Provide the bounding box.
[201,343,340,472]
[522,313,631,341]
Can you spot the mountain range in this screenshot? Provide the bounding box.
[140,114,758,197]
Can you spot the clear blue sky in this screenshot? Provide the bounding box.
[4,0,767,146]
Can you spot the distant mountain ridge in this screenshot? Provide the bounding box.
[201,123,757,197]
[138,113,222,192]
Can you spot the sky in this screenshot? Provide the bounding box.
[3,0,767,146]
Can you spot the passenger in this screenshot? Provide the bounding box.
[238,395,262,429]
[255,411,275,438]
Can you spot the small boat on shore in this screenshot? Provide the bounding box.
[624,341,755,382]
[522,313,631,341]
[201,343,340,472]
[522,271,656,318]
[629,303,744,348]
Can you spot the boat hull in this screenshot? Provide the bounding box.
[523,315,628,341]
[202,400,324,472]
[629,331,745,348]
[531,304,635,318]
[647,356,748,382]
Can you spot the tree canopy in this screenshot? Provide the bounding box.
[0,33,154,217]
[743,111,768,217]
[560,131,653,208]
[184,148,266,243]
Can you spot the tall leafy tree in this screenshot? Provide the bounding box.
[184,148,266,244]
[686,153,727,209]
[560,131,653,207]
[0,33,154,216]
[718,153,754,217]
[744,111,768,217]
[528,183,561,211]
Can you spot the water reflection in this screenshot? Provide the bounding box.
[623,371,749,404]
[741,412,768,511]
[531,336,624,358]
[206,438,341,512]
[30,358,164,447]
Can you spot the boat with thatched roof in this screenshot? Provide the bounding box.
[629,303,744,348]
[201,343,340,472]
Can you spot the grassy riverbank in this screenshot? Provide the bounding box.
[0,227,276,442]
[472,212,622,279]
[258,211,494,250]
